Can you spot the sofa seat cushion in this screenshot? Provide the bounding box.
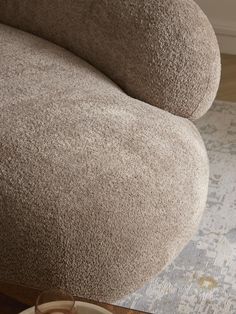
[0,24,208,302]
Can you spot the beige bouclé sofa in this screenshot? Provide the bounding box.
[0,0,220,302]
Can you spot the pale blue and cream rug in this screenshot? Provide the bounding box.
[117,101,236,314]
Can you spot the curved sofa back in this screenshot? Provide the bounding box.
[0,0,220,119]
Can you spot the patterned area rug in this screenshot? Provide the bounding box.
[116,101,236,314]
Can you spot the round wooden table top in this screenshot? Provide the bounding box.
[0,282,149,314]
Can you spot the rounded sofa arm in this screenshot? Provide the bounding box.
[0,0,221,119]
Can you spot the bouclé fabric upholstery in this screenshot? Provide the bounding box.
[0,0,220,119]
[0,0,220,303]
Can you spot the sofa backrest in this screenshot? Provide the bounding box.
[0,0,221,120]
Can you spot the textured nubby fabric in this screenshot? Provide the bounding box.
[0,24,209,301]
[0,0,220,119]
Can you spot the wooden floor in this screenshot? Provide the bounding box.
[216,54,236,102]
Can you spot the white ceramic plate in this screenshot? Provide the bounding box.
[19,301,113,314]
